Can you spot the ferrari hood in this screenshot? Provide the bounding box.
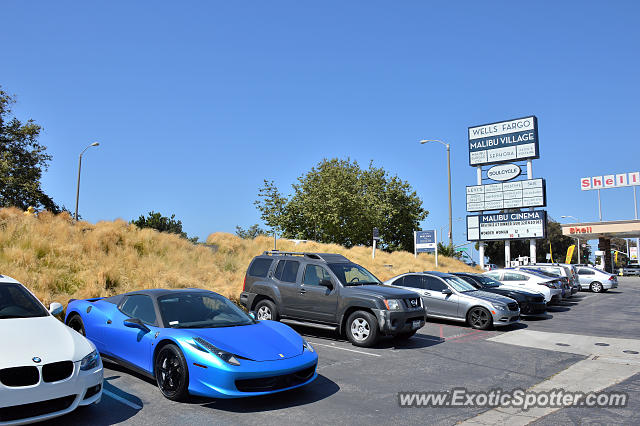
[0,316,95,368]
[190,321,303,362]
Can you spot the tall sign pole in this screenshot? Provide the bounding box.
[477,166,485,269]
[527,159,536,263]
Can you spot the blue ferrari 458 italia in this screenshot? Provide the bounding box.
[64,289,318,400]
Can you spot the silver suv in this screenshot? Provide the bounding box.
[385,271,520,330]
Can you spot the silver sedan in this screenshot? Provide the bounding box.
[385,271,520,330]
[576,266,618,292]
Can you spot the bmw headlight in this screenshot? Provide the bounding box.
[194,337,241,366]
[384,299,402,310]
[491,302,507,311]
[302,338,314,353]
[80,350,100,371]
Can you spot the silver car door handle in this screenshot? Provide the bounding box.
[299,289,306,294]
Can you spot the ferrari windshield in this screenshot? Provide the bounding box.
[328,263,382,286]
[158,293,254,328]
[0,284,49,319]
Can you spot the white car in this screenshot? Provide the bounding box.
[0,276,103,425]
[483,269,563,304]
[575,266,618,292]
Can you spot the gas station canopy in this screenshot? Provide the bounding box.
[561,220,640,240]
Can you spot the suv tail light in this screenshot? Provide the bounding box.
[243,275,247,291]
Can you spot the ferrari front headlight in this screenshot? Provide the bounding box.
[194,337,241,366]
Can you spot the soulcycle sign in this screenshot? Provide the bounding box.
[468,116,539,166]
[487,163,521,181]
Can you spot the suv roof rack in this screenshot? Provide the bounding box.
[262,250,350,263]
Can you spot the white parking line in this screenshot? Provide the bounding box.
[103,389,143,410]
[309,342,381,357]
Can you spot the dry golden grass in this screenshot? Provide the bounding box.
[0,208,480,307]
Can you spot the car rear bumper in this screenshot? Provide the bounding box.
[239,292,258,310]
[604,280,618,289]
[0,359,103,425]
[372,309,425,335]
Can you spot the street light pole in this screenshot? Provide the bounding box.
[74,142,100,221]
[420,139,453,247]
[561,215,581,263]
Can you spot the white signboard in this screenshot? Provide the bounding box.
[467,211,547,241]
[486,163,521,181]
[466,178,546,212]
[468,116,539,166]
[631,246,638,260]
[580,172,640,190]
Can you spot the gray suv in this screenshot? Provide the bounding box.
[240,251,426,347]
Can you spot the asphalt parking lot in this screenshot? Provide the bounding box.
[52,278,640,425]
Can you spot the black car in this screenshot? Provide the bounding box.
[453,273,547,315]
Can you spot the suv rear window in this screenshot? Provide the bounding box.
[248,258,273,277]
[274,260,300,283]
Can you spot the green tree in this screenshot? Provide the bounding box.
[131,211,197,242]
[483,218,576,266]
[235,224,267,239]
[0,87,59,212]
[255,158,428,251]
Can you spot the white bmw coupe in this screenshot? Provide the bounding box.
[0,275,103,425]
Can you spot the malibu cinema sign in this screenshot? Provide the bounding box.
[581,172,640,190]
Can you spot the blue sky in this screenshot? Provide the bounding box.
[1,1,639,260]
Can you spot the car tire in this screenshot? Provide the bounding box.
[346,311,379,347]
[467,307,493,330]
[590,282,603,293]
[67,314,86,336]
[155,344,189,401]
[255,299,279,321]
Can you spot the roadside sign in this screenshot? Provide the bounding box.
[414,230,438,267]
[372,227,380,241]
[468,116,539,166]
[466,178,546,212]
[467,210,547,241]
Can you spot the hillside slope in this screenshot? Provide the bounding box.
[0,208,479,306]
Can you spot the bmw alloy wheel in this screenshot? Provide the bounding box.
[350,318,370,342]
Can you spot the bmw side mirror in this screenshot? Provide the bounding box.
[320,279,334,290]
[249,311,256,320]
[441,288,453,295]
[49,302,64,316]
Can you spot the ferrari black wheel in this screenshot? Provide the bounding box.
[155,344,189,401]
[67,314,86,336]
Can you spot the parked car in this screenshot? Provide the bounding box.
[384,271,520,330]
[452,272,547,315]
[616,263,640,276]
[483,269,563,304]
[240,251,426,347]
[483,263,498,271]
[0,275,103,424]
[66,288,318,400]
[576,266,618,292]
[515,267,572,299]
[522,264,580,295]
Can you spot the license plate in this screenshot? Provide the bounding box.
[412,320,422,329]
